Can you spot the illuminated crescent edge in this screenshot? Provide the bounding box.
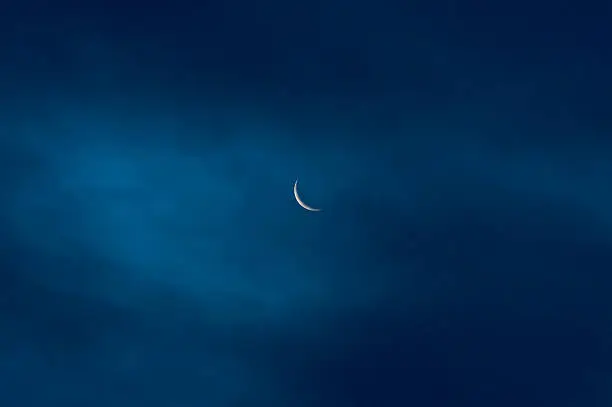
[293,180,321,212]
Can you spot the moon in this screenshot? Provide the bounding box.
[293,179,321,212]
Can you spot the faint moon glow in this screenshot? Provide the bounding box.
[293,179,321,212]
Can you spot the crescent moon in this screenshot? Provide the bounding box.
[293,179,321,212]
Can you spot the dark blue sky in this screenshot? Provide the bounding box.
[1,1,611,406]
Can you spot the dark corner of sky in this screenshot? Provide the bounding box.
[0,0,611,406]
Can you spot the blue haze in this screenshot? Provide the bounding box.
[0,1,611,406]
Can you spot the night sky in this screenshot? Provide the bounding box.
[1,1,612,406]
